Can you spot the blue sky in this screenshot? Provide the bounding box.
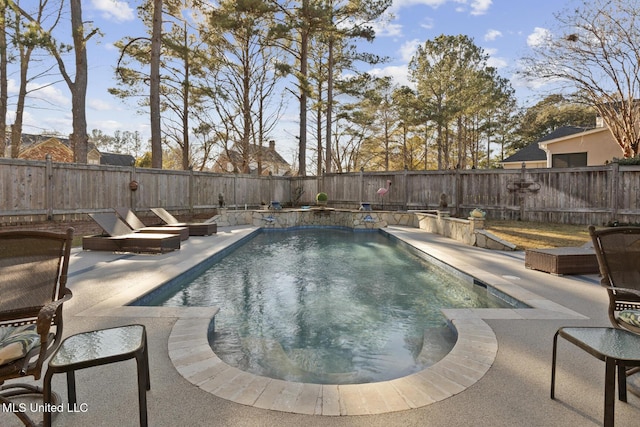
[10,0,568,160]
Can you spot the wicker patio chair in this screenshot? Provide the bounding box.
[0,228,74,426]
[589,225,640,334]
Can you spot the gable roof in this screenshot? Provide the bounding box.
[99,152,135,166]
[16,134,74,162]
[230,143,289,166]
[502,126,593,163]
[7,133,135,166]
[221,142,290,174]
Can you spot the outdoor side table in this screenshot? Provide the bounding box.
[551,327,640,427]
[42,324,150,427]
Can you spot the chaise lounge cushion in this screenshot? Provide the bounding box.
[0,324,40,366]
[618,310,640,328]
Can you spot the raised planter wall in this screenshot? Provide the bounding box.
[217,209,515,251]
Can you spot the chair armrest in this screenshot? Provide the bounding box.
[603,285,640,300]
[21,289,73,376]
[36,289,73,338]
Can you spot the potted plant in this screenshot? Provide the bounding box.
[469,208,486,218]
[316,192,328,206]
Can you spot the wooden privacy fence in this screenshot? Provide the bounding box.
[2,157,640,226]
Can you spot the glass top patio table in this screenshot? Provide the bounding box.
[557,327,640,362]
[50,324,145,368]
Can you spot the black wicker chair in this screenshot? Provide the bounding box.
[0,228,73,426]
[589,225,640,334]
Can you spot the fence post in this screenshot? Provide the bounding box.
[129,163,137,211]
[359,168,363,205]
[454,168,461,217]
[189,166,194,213]
[403,167,408,210]
[45,154,53,220]
[233,174,237,209]
[611,162,619,220]
[520,162,526,221]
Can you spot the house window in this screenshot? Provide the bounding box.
[552,152,587,168]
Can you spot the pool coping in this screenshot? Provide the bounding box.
[76,225,588,416]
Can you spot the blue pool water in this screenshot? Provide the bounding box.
[146,228,511,384]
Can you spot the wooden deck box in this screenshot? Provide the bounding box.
[525,247,599,275]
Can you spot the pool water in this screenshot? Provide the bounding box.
[151,228,510,384]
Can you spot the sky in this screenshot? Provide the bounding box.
[9,0,571,162]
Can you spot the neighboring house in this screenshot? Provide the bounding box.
[4,133,134,166]
[501,122,624,169]
[213,140,291,176]
[98,151,135,166]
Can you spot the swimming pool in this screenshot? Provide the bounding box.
[140,228,514,384]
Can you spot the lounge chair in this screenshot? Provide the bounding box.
[150,208,217,236]
[114,207,189,241]
[0,228,74,426]
[203,214,221,224]
[83,213,181,253]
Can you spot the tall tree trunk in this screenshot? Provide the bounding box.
[242,36,251,173]
[11,44,32,158]
[150,0,163,168]
[325,35,333,174]
[70,0,88,163]
[316,76,322,176]
[0,3,6,158]
[297,0,309,176]
[182,21,189,170]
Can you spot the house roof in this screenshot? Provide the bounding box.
[223,142,290,172]
[237,143,289,165]
[7,133,136,166]
[99,152,135,166]
[502,126,593,163]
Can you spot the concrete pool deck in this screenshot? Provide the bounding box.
[3,225,640,426]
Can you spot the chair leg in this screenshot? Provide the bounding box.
[0,393,38,427]
[43,369,54,427]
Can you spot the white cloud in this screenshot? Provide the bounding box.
[484,29,502,41]
[372,20,403,37]
[88,99,112,111]
[487,56,508,69]
[527,27,551,48]
[91,0,135,22]
[389,0,492,16]
[420,17,435,30]
[469,0,492,16]
[26,83,70,107]
[399,39,421,62]
[368,65,413,88]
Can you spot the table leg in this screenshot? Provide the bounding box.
[66,370,77,405]
[136,330,150,427]
[551,330,560,399]
[605,357,615,427]
[618,363,627,402]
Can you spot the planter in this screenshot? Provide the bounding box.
[316,192,328,206]
[470,208,486,218]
